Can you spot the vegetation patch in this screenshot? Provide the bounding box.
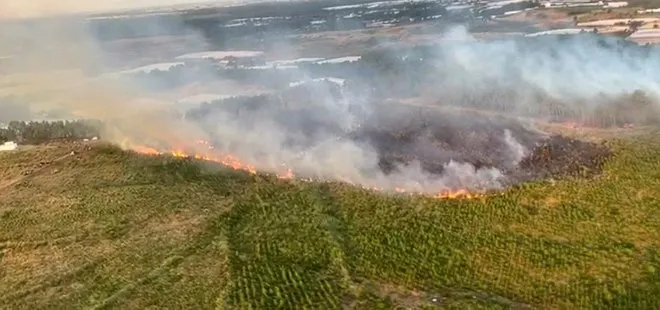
[1,128,659,309]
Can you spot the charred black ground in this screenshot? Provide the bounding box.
[350,104,613,185]
[193,88,613,190]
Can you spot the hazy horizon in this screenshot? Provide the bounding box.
[0,0,288,20]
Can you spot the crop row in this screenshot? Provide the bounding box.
[211,135,660,309]
[225,184,345,309]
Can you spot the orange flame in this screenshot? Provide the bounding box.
[134,141,259,175]
[434,189,480,199]
[132,141,481,199]
[134,146,160,155]
[277,168,294,180]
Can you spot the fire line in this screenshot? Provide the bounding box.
[132,141,481,199]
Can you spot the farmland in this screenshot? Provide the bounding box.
[2,0,660,308]
[1,126,659,309]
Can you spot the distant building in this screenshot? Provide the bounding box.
[628,28,660,45]
[604,1,628,8]
[541,0,602,8]
[174,51,266,68]
[578,18,660,28]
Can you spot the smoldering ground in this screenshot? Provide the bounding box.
[0,9,650,194]
[189,87,611,193]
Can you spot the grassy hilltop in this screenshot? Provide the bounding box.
[1,129,660,309]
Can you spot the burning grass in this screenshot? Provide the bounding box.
[0,130,659,309]
[132,105,613,199]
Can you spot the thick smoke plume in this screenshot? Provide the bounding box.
[0,8,654,194]
[426,26,660,115]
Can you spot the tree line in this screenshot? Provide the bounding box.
[0,120,102,145]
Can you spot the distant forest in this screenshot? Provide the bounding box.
[0,120,102,145]
[0,91,656,148]
[187,81,659,129]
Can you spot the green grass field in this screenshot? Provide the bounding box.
[1,129,659,309]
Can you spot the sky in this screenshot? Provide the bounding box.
[0,0,244,19]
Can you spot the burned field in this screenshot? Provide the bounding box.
[351,104,613,189]
[192,89,613,193]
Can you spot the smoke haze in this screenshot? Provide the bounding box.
[0,0,237,19]
[0,4,656,194]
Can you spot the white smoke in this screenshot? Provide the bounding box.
[0,8,654,195]
[504,129,527,166]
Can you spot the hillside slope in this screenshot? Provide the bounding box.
[1,134,660,309]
